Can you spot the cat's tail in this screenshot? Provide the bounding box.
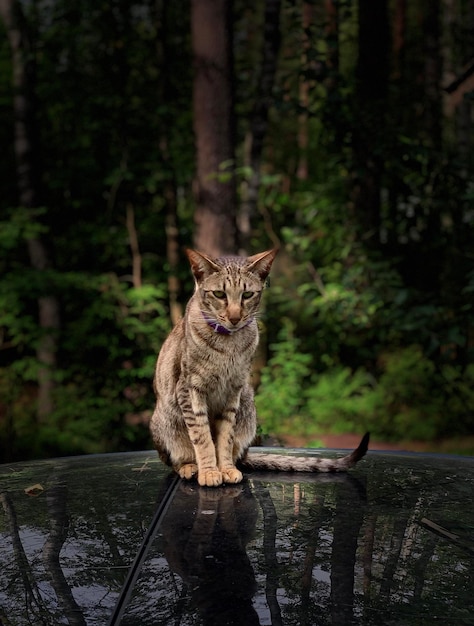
[239,432,370,473]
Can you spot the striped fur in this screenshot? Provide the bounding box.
[239,432,370,473]
[149,249,369,487]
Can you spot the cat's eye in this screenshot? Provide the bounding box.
[242,291,254,299]
[212,290,226,299]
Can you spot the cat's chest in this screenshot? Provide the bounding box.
[177,347,248,415]
[190,345,248,380]
[183,340,252,392]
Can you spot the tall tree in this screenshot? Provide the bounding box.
[191,0,237,256]
[422,0,442,148]
[156,0,184,324]
[351,0,389,241]
[392,0,406,81]
[296,2,314,182]
[324,0,339,96]
[0,0,60,422]
[239,0,281,252]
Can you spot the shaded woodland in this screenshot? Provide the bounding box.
[0,0,473,461]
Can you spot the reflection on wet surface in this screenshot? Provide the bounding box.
[1,451,474,625]
[0,453,165,625]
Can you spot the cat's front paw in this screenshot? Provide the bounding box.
[178,463,198,480]
[198,468,223,487]
[221,467,243,484]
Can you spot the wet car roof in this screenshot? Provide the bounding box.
[1,448,473,625]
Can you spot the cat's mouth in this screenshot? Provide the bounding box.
[202,311,253,334]
[226,317,244,329]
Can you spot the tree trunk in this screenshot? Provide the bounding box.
[239,0,281,252]
[296,2,313,182]
[0,0,60,421]
[254,484,283,626]
[156,0,183,324]
[324,0,339,94]
[392,0,406,80]
[330,478,365,625]
[351,0,389,242]
[43,482,86,626]
[422,0,442,148]
[126,203,142,289]
[191,0,237,257]
[1,492,47,612]
[164,180,182,326]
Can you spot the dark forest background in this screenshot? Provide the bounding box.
[1,0,473,461]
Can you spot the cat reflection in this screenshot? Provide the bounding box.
[160,481,260,626]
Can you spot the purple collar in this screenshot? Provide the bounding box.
[202,312,253,335]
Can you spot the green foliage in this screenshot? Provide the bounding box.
[255,319,312,435]
[256,343,474,443]
[369,347,442,440]
[253,146,474,445]
[0,213,171,459]
[54,276,170,451]
[0,0,195,460]
[1,0,474,459]
[304,367,374,433]
[0,207,48,250]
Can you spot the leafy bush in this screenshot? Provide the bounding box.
[0,260,170,460]
[255,341,474,443]
[368,346,443,440]
[304,367,374,434]
[255,319,312,435]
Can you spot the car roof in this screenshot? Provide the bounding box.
[1,448,473,625]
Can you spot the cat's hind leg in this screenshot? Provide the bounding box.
[177,463,198,480]
[150,401,200,481]
[166,433,200,481]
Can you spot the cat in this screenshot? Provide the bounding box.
[149,248,369,487]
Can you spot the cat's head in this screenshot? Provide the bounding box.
[186,249,278,332]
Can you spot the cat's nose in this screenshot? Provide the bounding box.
[227,305,241,326]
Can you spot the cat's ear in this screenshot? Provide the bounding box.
[247,248,278,280]
[186,249,221,281]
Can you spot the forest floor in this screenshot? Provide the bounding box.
[279,432,474,456]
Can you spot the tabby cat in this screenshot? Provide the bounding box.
[150,248,369,487]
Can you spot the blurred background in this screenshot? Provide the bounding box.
[1,0,473,461]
